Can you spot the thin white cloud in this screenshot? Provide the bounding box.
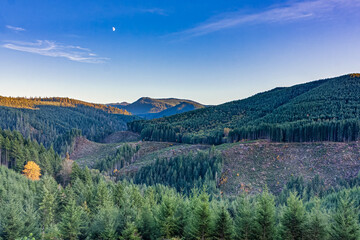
[6,25,25,32]
[141,8,167,16]
[2,40,108,63]
[174,0,360,38]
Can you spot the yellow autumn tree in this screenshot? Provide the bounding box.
[22,161,41,180]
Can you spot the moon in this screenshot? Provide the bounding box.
[112,27,115,31]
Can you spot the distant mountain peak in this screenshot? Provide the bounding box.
[109,97,206,118]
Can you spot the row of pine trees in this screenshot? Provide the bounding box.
[129,119,360,145]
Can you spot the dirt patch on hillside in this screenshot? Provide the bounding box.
[220,141,360,195]
[102,131,140,143]
[70,137,103,160]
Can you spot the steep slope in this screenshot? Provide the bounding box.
[129,74,360,144]
[110,97,205,117]
[0,97,137,151]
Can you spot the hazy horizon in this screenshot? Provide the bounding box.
[0,72,356,106]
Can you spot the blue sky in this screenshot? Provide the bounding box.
[1,0,360,105]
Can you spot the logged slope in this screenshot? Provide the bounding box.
[129,74,360,144]
[111,97,205,117]
[69,137,360,195]
[71,136,209,169]
[0,97,137,151]
[218,141,360,194]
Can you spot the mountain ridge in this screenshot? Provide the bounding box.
[129,74,360,144]
[110,96,206,118]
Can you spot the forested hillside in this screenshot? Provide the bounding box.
[0,97,137,153]
[1,164,360,240]
[129,74,360,144]
[0,96,131,114]
[1,75,360,239]
[0,129,62,177]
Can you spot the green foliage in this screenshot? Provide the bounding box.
[254,189,276,240]
[329,194,360,240]
[59,197,84,240]
[120,222,141,240]
[234,196,256,240]
[133,148,222,195]
[0,98,137,152]
[129,75,360,144]
[137,202,158,240]
[280,192,307,240]
[278,175,327,205]
[185,191,212,240]
[96,144,139,172]
[213,204,234,240]
[158,193,178,238]
[0,129,62,178]
[306,198,329,240]
[0,164,360,240]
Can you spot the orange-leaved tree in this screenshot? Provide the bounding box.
[22,161,41,180]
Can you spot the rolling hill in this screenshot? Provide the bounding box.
[0,96,137,152]
[110,97,206,119]
[129,74,360,144]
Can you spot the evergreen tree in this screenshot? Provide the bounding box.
[158,193,177,239]
[0,198,24,240]
[90,201,119,240]
[39,176,58,234]
[254,189,276,240]
[305,198,329,240]
[235,196,256,240]
[22,202,40,239]
[120,222,141,240]
[137,203,158,240]
[186,191,212,240]
[213,204,234,240]
[59,198,84,240]
[329,194,360,240]
[280,192,307,240]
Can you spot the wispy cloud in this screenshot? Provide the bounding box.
[6,25,25,32]
[140,8,167,16]
[2,40,108,63]
[174,0,360,39]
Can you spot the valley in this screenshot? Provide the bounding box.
[1,74,360,239]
